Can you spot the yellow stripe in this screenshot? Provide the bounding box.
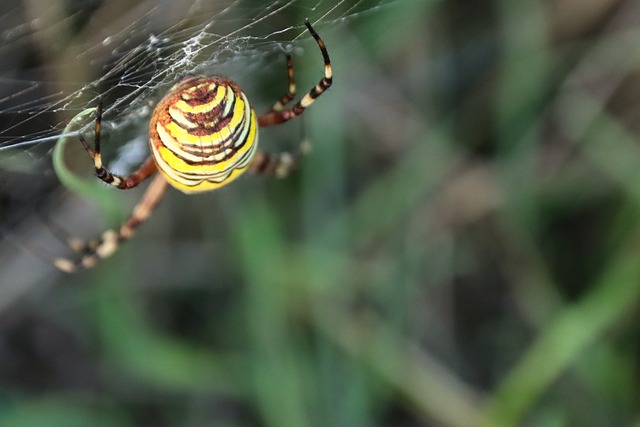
[156,109,256,172]
[223,89,235,116]
[173,85,226,114]
[183,82,216,97]
[161,165,249,193]
[152,145,253,192]
[157,124,233,162]
[165,121,232,147]
[163,92,246,147]
[157,118,254,173]
[152,109,258,193]
[168,106,199,129]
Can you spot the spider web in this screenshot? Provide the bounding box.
[0,0,399,291]
[0,0,387,175]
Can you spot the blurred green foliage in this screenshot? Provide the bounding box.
[2,0,640,426]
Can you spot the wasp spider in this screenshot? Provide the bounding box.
[52,19,332,273]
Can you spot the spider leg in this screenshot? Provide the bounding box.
[41,215,102,254]
[78,100,158,189]
[248,137,312,178]
[52,174,169,273]
[268,54,296,112]
[257,19,332,127]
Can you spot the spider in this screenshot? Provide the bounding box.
[52,19,332,273]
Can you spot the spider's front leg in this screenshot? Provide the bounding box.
[78,101,157,189]
[250,20,332,178]
[257,19,332,127]
[268,54,296,113]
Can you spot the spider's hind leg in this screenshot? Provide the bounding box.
[248,136,312,179]
[41,215,102,255]
[52,174,169,273]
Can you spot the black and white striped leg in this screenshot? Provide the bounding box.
[78,100,157,189]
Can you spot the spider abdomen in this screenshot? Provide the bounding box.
[149,76,258,193]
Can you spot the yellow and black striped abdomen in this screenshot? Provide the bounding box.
[149,76,258,193]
